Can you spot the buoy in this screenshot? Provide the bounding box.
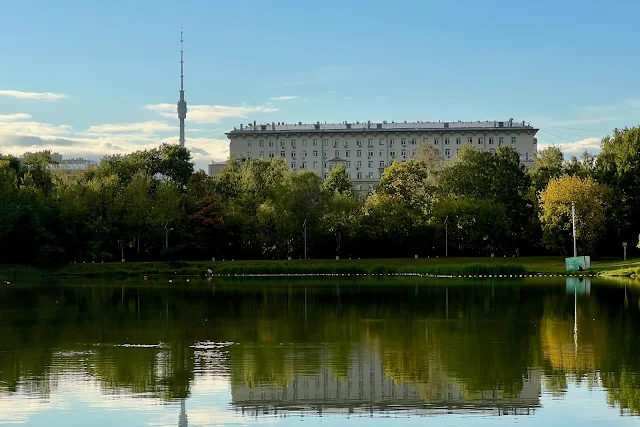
[169,280,173,283]
[186,279,190,282]
[143,276,148,281]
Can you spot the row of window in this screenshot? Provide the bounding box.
[246,149,417,161]
[245,136,519,148]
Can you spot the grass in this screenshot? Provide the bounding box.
[2,256,637,279]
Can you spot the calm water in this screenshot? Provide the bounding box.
[0,277,639,426]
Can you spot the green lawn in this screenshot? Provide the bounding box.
[2,256,637,279]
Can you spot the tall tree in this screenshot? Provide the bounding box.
[539,176,606,256]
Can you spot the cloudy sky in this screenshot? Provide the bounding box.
[2,0,640,171]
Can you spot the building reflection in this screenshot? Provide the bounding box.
[231,343,541,416]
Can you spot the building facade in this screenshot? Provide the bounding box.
[220,119,538,193]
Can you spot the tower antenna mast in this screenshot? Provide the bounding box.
[177,28,187,147]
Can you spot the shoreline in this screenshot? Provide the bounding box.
[1,257,638,280]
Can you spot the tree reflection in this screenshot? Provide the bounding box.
[0,278,638,415]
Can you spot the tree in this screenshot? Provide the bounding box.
[323,164,352,195]
[539,176,606,256]
[528,146,564,194]
[596,126,640,255]
[415,143,445,177]
[322,191,360,257]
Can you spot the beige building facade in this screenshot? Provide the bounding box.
[217,119,538,194]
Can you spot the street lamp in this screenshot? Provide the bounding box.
[165,222,174,250]
[303,219,307,260]
[444,215,449,258]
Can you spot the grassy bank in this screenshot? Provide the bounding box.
[2,256,637,280]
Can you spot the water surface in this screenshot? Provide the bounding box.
[0,277,639,426]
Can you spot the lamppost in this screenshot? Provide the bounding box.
[165,222,174,250]
[571,201,577,257]
[303,219,307,260]
[444,215,449,258]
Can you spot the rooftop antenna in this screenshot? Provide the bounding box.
[177,27,188,147]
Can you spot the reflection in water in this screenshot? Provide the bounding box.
[0,277,639,424]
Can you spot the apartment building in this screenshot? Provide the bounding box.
[217,119,538,194]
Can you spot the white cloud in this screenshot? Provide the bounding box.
[270,95,298,101]
[145,103,278,124]
[0,90,67,102]
[83,121,174,136]
[0,113,224,171]
[0,113,32,122]
[539,137,602,157]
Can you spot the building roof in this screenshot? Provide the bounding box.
[227,119,537,136]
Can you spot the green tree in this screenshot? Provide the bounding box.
[528,146,564,194]
[323,164,352,195]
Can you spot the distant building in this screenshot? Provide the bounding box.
[19,152,97,171]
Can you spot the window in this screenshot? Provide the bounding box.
[401,138,407,146]
[347,172,352,179]
[269,140,274,147]
[346,161,351,168]
[445,138,450,145]
[344,140,350,148]
[280,141,285,148]
[301,162,307,169]
[512,136,517,144]
[356,161,362,168]
[368,172,374,178]
[379,151,384,157]
[412,149,416,156]
[456,137,461,145]
[423,138,428,144]
[411,138,416,145]
[247,152,252,159]
[368,161,373,168]
[368,139,373,147]
[367,151,373,158]
[357,140,363,147]
[401,149,407,157]
[291,162,296,168]
[313,139,318,146]
[357,150,362,157]
[323,151,328,159]
[390,150,396,157]
[291,140,296,149]
[356,184,361,190]
[478,137,483,144]
[313,150,318,157]
[456,149,460,155]
[260,151,264,158]
[445,149,451,157]
[357,172,363,179]
[333,140,339,148]
[334,150,339,157]
[313,161,318,168]
[292,152,296,159]
[379,161,385,168]
[247,140,253,148]
[324,173,328,179]
[434,138,439,145]
[379,139,385,146]
[302,140,307,147]
[269,151,274,158]
[468,137,472,144]
[389,139,395,147]
[323,139,328,146]
[324,162,328,168]
[488,137,494,145]
[259,140,264,147]
[280,151,285,157]
[346,150,351,157]
[489,149,495,153]
[302,151,307,158]
[499,137,504,145]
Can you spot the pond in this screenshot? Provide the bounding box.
[0,277,639,426]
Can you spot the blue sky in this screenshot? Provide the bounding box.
[1,0,640,170]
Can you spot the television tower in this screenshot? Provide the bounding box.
[177,28,187,147]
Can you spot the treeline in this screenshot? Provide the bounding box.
[1,125,639,265]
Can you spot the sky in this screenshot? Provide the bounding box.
[1,0,640,171]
